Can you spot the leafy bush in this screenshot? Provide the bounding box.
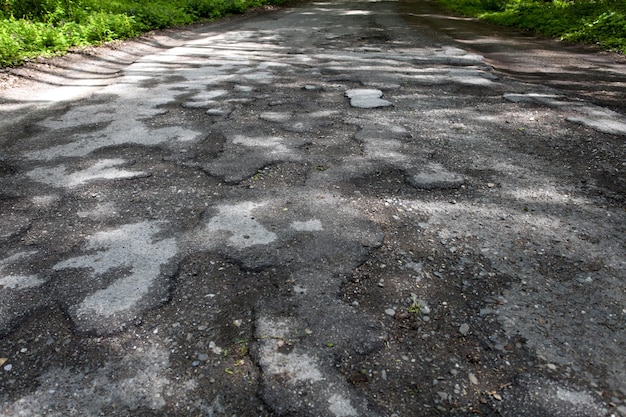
[436,0,626,54]
[0,0,286,67]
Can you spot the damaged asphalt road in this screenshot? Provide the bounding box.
[1,0,625,415]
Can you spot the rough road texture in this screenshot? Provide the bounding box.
[1,0,625,416]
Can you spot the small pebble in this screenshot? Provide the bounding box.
[209,341,222,355]
[4,364,13,371]
[385,308,396,317]
[469,372,479,385]
[459,323,470,336]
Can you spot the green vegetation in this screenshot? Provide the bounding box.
[0,0,287,67]
[436,0,626,54]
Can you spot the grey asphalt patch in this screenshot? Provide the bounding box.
[0,344,176,417]
[0,214,31,239]
[203,130,307,183]
[189,190,384,414]
[189,190,383,270]
[254,315,380,417]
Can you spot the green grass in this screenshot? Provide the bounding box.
[0,0,288,67]
[435,0,626,54]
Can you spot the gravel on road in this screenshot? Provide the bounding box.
[1,0,625,416]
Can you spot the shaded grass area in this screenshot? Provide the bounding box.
[0,0,287,67]
[435,0,626,53]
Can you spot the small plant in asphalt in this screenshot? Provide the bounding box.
[407,292,423,318]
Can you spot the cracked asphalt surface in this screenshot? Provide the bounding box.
[1,0,625,415]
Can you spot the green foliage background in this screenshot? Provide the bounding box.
[1,0,624,67]
[0,0,285,66]
[436,0,626,53]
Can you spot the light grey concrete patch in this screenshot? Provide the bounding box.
[290,219,323,231]
[204,201,278,249]
[26,159,147,188]
[205,106,233,116]
[53,221,177,333]
[0,274,43,290]
[345,89,393,108]
[31,194,61,208]
[256,317,324,384]
[234,84,254,92]
[408,162,465,189]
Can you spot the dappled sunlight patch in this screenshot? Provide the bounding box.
[504,92,626,136]
[408,162,465,190]
[0,251,42,290]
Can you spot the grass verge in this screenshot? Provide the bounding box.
[0,0,287,67]
[435,0,626,54]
